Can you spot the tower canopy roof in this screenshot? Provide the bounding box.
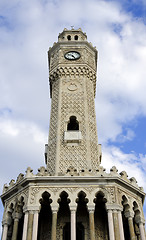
[58,28,87,42]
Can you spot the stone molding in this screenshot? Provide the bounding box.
[49,66,96,96]
[2,165,145,195]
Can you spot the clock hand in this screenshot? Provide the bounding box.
[71,54,75,58]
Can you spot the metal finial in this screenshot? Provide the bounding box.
[71,26,74,30]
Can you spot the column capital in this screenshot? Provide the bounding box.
[51,205,59,213]
[2,220,9,226]
[23,206,40,213]
[135,216,145,224]
[124,210,134,219]
[12,212,22,220]
[87,204,95,212]
[70,204,77,212]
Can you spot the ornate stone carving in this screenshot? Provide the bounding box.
[110,166,118,176]
[30,187,40,204]
[37,166,48,176]
[16,173,24,183]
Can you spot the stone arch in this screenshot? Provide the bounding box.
[56,189,72,204]
[16,196,25,240]
[76,191,89,240]
[76,190,89,203]
[6,202,14,240]
[67,116,79,131]
[37,191,52,240]
[94,189,108,204]
[133,201,141,217]
[57,191,71,240]
[35,189,52,208]
[121,195,131,240]
[65,113,82,132]
[17,193,27,210]
[121,195,130,211]
[94,190,108,239]
[133,201,141,238]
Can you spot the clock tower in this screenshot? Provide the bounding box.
[46,28,102,176]
[1,28,145,240]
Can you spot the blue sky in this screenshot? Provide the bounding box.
[0,0,146,234]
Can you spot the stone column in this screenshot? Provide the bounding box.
[32,211,39,240]
[71,210,76,240]
[113,210,120,240]
[11,217,19,240]
[88,209,95,240]
[107,209,115,240]
[51,210,58,240]
[27,212,34,240]
[125,211,135,240]
[139,222,146,240]
[2,223,8,240]
[22,211,29,240]
[117,210,125,240]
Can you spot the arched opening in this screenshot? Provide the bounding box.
[17,197,24,240]
[67,35,71,40]
[74,35,78,40]
[63,222,70,240]
[37,192,52,240]
[76,222,84,240]
[58,191,70,239]
[133,201,141,239]
[76,191,88,240]
[94,192,108,239]
[121,195,130,240]
[67,116,79,131]
[7,203,14,240]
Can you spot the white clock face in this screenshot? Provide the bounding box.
[65,51,80,60]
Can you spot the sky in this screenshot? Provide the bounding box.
[0,0,146,234]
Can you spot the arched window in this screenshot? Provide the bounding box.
[67,116,79,131]
[67,35,71,40]
[74,35,78,40]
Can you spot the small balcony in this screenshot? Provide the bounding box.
[64,131,82,143]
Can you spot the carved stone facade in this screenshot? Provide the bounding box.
[1,28,146,240]
[46,28,101,176]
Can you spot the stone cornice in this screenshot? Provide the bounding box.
[1,169,145,205]
[49,65,97,97]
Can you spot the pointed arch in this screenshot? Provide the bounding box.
[94,190,108,239]
[37,191,52,240]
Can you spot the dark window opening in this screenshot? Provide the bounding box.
[63,222,70,240]
[67,35,71,40]
[74,35,78,40]
[67,116,79,131]
[63,222,84,240]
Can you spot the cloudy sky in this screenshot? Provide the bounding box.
[0,0,146,233]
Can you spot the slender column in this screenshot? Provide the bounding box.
[51,210,58,240]
[22,211,29,240]
[71,210,76,240]
[11,217,19,240]
[2,223,8,240]
[117,210,125,240]
[128,217,135,240]
[107,209,115,240]
[32,211,39,240]
[113,210,120,240]
[89,210,95,240]
[27,212,34,240]
[139,222,146,240]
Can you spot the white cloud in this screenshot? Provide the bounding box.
[102,145,146,188]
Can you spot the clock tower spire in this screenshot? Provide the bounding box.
[46,28,102,176]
